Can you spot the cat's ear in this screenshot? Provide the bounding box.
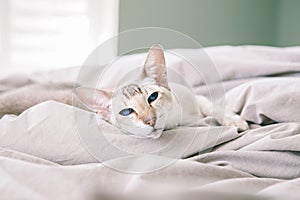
[74,87,112,120]
[140,44,168,88]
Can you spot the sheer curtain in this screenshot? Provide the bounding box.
[0,0,119,73]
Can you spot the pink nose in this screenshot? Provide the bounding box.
[145,118,156,126]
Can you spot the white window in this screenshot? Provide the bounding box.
[0,0,119,73]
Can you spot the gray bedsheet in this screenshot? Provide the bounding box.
[0,45,300,200]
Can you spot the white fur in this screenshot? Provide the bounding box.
[75,44,249,139]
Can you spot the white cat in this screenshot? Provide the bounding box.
[75,44,249,138]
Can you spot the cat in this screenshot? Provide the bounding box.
[75,44,249,139]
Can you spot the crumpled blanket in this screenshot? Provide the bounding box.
[0,45,300,200]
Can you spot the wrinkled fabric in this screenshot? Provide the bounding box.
[0,45,300,200]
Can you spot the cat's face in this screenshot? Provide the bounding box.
[111,82,173,138]
[75,44,172,138]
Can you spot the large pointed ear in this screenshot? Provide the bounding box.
[140,44,168,88]
[74,87,112,121]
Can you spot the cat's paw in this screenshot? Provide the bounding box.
[222,115,249,132]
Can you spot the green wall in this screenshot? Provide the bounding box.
[276,0,300,46]
[119,0,300,47]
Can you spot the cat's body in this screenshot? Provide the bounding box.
[165,83,202,127]
[75,44,248,138]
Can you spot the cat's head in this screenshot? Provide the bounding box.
[75,44,174,138]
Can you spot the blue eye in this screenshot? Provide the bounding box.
[148,92,158,103]
[119,108,134,116]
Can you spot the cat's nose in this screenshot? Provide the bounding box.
[145,118,156,126]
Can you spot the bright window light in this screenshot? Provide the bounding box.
[0,0,119,73]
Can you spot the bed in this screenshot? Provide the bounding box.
[0,45,299,200]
